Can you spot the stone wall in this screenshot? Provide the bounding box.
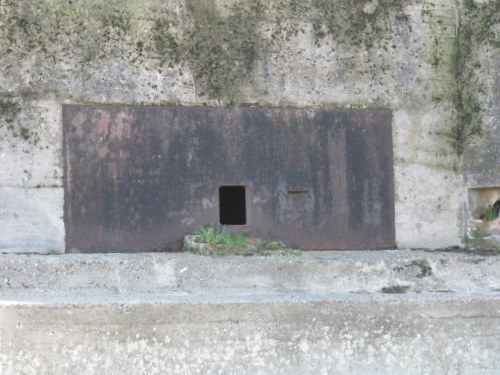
[0,0,498,252]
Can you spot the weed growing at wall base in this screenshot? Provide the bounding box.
[193,225,248,247]
[188,225,300,256]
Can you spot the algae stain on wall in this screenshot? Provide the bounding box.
[149,0,415,103]
[309,0,409,49]
[0,0,495,155]
[424,0,499,156]
[453,0,499,157]
[0,97,21,143]
[152,0,264,100]
[0,97,42,146]
[0,0,416,105]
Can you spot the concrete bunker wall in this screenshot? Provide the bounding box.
[0,0,499,252]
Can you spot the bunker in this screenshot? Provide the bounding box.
[63,105,394,252]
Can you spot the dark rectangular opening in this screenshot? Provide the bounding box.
[287,190,309,195]
[219,186,246,225]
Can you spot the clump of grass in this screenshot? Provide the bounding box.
[189,225,300,257]
[193,225,248,247]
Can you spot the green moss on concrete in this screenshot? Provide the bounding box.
[148,0,413,101]
[99,7,132,36]
[0,0,492,123]
[0,0,142,66]
[0,97,42,145]
[152,0,263,100]
[444,28,482,156]
[438,0,499,155]
[0,0,411,104]
[185,0,261,99]
[310,0,408,49]
[470,0,500,46]
[152,18,181,65]
[0,98,21,124]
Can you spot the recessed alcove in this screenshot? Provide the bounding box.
[467,187,500,240]
[468,187,500,220]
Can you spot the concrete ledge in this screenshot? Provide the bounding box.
[1,250,499,296]
[1,251,500,374]
[1,295,500,374]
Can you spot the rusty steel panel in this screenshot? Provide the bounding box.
[63,105,395,252]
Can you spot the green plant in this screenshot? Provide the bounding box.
[193,225,248,247]
[481,204,499,221]
[469,227,489,238]
[188,226,304,257]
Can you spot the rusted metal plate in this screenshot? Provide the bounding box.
[63,105,394,252]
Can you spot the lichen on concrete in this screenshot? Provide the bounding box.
[152,0,263,100]
[0,97,20,122]
[0,96,40,145]
[446,0,499,156]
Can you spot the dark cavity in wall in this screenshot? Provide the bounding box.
[219,186,247,225]
[63,105,395,252]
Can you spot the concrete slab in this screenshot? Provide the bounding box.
[0,250,499,296]
[1,294,499,374]
[1,251,499,374]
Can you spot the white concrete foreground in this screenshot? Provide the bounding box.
[1,251,500,374]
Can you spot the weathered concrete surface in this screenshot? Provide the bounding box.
[1,251,500,374]
[462,0,500,250]
[0,187,64,253]
[1,296,500,375]
[1,251,499,296]
[0,100,63,188]
[2,0,498,251]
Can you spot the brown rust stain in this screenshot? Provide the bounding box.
[63,105,395,252]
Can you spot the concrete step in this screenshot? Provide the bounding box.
[1,293,500,374]
[1,251,500,374]
[1,250,499,296]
